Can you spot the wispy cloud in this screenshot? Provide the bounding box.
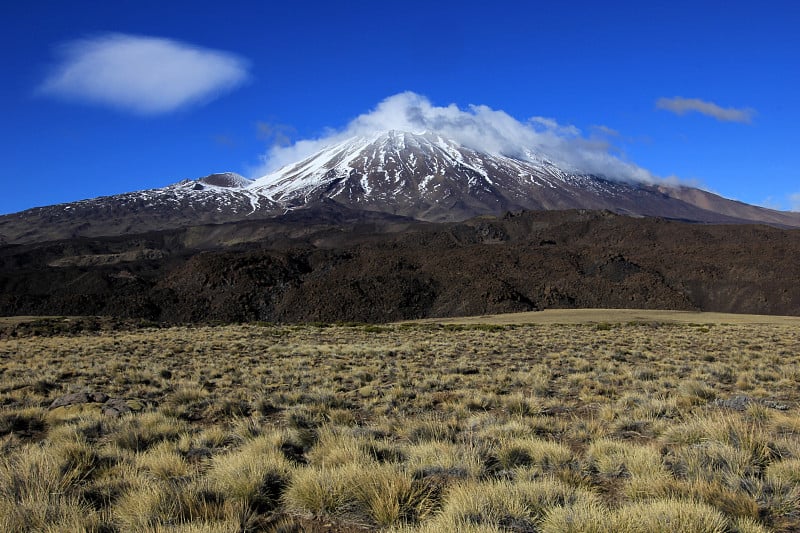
[38,33,250,115]
[591,125,620,137]
[257,91,654,183]
[256,121,296,146]
[656,96,755,123]
[212,134,236,147]
[790,193,800,212]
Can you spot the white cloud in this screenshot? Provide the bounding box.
[257,91,654,183]
[656,96,754,123]
[38,33,250,115]
[530,116,581,136]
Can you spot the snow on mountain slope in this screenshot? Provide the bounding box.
[251,130,577,199]
[59,171,270,219]
[249,130,635,220]
[0,172,279,244]
[249,130,795,225]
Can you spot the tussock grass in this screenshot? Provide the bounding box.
[496,436,574,474]
[435,477,600,531]
[350,463,433,526]
[135,441,190,480]
[540,500,614,532]
[282,461,433,526]
[283,464,358,517]
[207,433,292,512]
[112,412,187,452]
[765,457,800,484]
[612,498,729,532]
[2,319,800,531]
[0,443,101,532]
[405,440,486,482]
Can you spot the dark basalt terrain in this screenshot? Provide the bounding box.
[1,208,798,323]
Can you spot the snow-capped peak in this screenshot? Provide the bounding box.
[248,130,581,204]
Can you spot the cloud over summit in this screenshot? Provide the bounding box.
[38,33,250,115]
[259,92,654,183]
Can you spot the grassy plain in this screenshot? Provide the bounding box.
[1,311,800,531]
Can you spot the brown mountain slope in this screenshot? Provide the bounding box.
[656,185,800,227]
[1,209,798,323]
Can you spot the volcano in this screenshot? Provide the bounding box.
[250,130,800,226]
[1,130,799,245]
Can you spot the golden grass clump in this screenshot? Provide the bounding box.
[112,411,188,452]
[282,464,357,517]
[134,440,190,480]
[207,433,292,512]
[0,443,101,532]
[405,440,487,481]
[495,436,574,474]
[540,500,614,532]
[434,477,601,531]
[585,438,676,501]
[611,498,729,532]
[283,462,432,527]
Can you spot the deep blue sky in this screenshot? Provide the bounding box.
[2,0,799,215]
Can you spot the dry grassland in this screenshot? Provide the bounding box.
[1,313,800,532]
[412,308,800,326]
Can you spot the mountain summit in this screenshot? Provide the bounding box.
[1,130,799,244]
[250,130,800,226]
[251,130,586,221]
